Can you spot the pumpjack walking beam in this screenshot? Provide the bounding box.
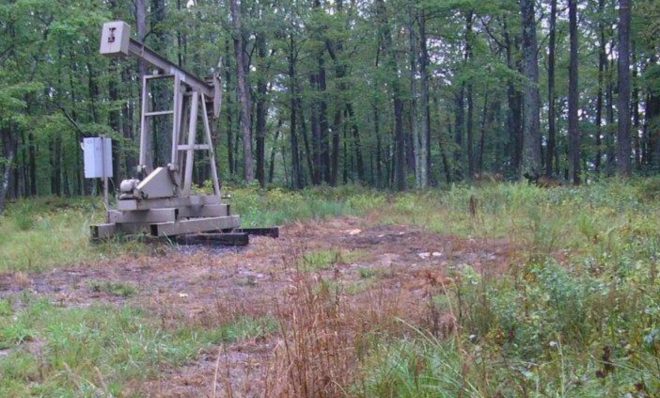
[91,20,239,239]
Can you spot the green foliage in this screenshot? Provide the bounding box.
[228,185,385,227]
[0,197,147,273]
[358,181,660,397]
[88,280,137,298]
[298,249,362,272]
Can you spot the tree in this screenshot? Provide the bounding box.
[617,0,632,177]
[519,0,542,176]
[230,0,254,182]
[376,0,406,191]
[547,0,557,177]
[568,0,581,185]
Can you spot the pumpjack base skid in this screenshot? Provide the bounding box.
[173,227,279,247]
[90,194,241,240]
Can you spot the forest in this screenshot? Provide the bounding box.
[0,0,658,208]
[0,0,659,397]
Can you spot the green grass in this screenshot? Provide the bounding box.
[0,196,146,273]
[298,249,364,272]
[88,280,138,298]
[228,184,386,227]
[0,186,384,273]
[0,296,276,396]
[355,178,660,397]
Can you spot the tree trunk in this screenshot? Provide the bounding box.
[547,0,557,176]
[595,0,606,174]
[568,0,581,185]
[408,7,423,187]
[454,87,465,180]
[465,11,475,180]
[230,0,254,182]
[255,32,268,187]
[519,0,542,176]
[631,41,641,170]
[418,10,432,186]
[288,37,303,189]
[503,16,523,177]
[224,40,235,176]
[606,49,616,174]
[0,123,16,214]
[647,92,660,170]
[310,72,321,185]
[268,119,282,184]
[346,103,365,181]
[617,0,632,177]
[376,0,406,190]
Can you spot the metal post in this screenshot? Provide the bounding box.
[183,91,199,195]
[101,135,109,221]
[139,75,150,174]
[201,97,221,196]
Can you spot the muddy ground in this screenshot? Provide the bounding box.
[0,216,515,397]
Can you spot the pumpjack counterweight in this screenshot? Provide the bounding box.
[91,20,240,239]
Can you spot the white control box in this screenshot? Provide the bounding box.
[83,137,113,179]
[99,21,130,56]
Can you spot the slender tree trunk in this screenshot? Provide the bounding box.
[318,59,330,183]
[331,108,341,186]
[503,16,523,177]
[373,104,383,188]
[568,0,581,184]
[606,49,616,174]
[255,32,268,187]
[346,104,365,181]
[0,124,16,214]
[465,11,475,180]
[547,0,557,177]
[299,96,314,183]
[647,90,660,171]
[408,7,422,187]
[617,0,632,177]
[454,88,465,180]
[631,41,641,170]
[438,100,453,184]
[268,118,282,184]
[477,93,497,173]
[376,0,405,190]
[288,40,303,189]
[418,10,432,186]
[230,0,254,182]
[310,72,321,185]
[224,40,235,176]
[595,0,606,174]
[519,0,542,176]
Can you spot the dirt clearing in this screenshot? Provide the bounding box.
[0,216,515,396]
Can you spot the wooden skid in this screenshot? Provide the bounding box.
[116,195,221,211]
[90,223,117,240]
[91,214,240,239]
[150,215,240,237]
[178,204,229,218]
[234,227,280,238]
[174,232,249,246]
[108,208,177,224]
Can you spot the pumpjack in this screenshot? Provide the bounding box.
[90,21,275,242]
